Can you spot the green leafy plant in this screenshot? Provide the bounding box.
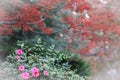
[6,38,90,80]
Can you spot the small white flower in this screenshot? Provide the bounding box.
[30,0,33,2]
[59,33,63,37]
[85,13,90,19]
[100,0,107,4]
[72,11,78,16]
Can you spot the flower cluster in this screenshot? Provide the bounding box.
[20,67,48,79]
[16,49,23,61]
[16,49,48,80]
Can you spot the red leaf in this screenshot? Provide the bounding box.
[42,27,53,35]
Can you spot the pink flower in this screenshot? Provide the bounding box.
[43,70,48,76]
[16,49,23,55]
[21,72,30,80]
[18,65,25,71]
[31,67,39,72]
[68,38,73,43]
[32,70,40,77]
[31,67,40,77]
[16,55,21,61]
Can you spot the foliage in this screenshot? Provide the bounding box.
[0,0,120,56]
[6,38,90,80]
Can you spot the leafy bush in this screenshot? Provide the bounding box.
[6,38,90,80]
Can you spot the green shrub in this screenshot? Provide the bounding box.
[6,38,90,80]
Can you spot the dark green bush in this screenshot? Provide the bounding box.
[6,38,90,80]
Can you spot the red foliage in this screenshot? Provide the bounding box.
[0,9,10,21]
[11,4,42,32]
[0,0,91,34]
[63,0,91,13]
[0,26,13,35]
[36,0,61,10]
[0,0,120,56]
[42,27,53,35]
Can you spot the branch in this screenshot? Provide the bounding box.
[52,27,69,34]
[0,21,15,25]
[33,27,69,34]
[27,19,45,25]
[0,19,45,25]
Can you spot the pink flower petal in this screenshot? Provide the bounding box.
[18,65,25,71]
[21,72,30,80]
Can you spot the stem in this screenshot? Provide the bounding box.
[0,19,45,25]
[33,25,69,34]
[0,21,15,25]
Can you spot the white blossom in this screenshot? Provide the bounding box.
[100,0,107,4]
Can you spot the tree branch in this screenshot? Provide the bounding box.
[0,19,45,25]
[33,27,69,34]
[0,21,15,25]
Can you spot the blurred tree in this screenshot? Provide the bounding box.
[0,0,120,56]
